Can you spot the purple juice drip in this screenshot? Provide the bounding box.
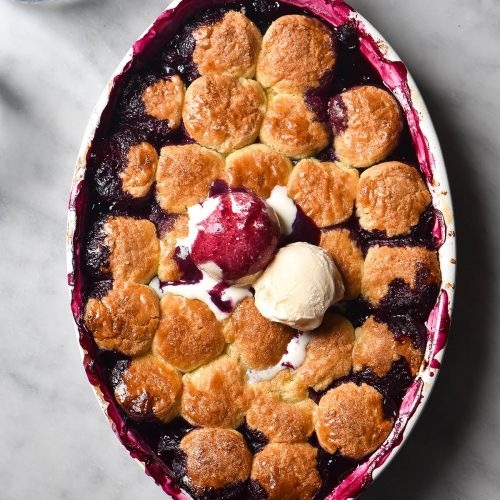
[282,203,321,246]
[328,94,348,135]
[209,179,230,197]
[209,282,234,313]
[172,246,203,283]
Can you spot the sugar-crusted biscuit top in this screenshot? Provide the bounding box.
[288,159,358,227]
[180,428,252,493]
[316,382,393,458]
[246,392,316,443]
[256,15,336,93]
[295,314,355,391]
[224,297,295,370]
[260,93,329,159]
[183,74,266,154]
[181,355,251,428]
[113,355,182,422]
[192,11,262,78]
[141,75,185,127]
[362,245,441,306]
[356,161,431,236]
[119,141,158,198]
[320,229,364,299]
[251,442,321,499]
[330,86,403,168]
[84,282,159,356]
[153,295,225,372]
[353,316,423,376]
[155,144,224,213]
[103,216,159,284]
[225,144,292,198]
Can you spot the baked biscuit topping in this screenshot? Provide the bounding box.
[362,245,441,306]
[103,216,159,284]
[119,142,158,198]
[320,229,364,299]
[295,314,355,391]
[356,161,432,236]
[183,74,266,153]
[260,93,329,159]
[141,75,185,127]
[257,15,336,93]
[158,215,188,282]
[153,295,225,372]
[85,282,159,356]
[316,382,393,458]
[192,11,262,78]
[288,159,358,227]
[113,355,182,422]
[224,298,295,370]
[180,428,252,493]
[246,393,316,443]
[353,316,423,376]
[225,144,292,198]
[181,355,250,428]
[155,144,224,213]
[251,443,321,499]
[330,85,403,168]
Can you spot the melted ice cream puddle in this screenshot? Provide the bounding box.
[246,331,313,384]
[266,185,297,235]
[149,275,251,321]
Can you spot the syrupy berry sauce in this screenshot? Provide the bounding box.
[74,1,443,498]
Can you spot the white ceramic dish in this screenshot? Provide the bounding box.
[67,1,456,498]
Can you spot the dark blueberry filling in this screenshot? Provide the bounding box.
[74,1,442,498]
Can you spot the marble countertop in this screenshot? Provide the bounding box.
[1,0,499,498]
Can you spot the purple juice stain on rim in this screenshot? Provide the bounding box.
[67,1,452,498]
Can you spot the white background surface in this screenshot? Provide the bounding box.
[1,0,499,498]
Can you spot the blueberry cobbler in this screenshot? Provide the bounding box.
[71,1,444,498]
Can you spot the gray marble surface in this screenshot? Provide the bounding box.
[0,0,499,498]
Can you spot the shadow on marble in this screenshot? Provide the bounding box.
[363,79,494,498]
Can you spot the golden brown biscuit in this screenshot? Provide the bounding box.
[362,245,441,306]
[224,298,295,370]
[353,316,423,376]
[180,428,252,493]
[246,393,316,443]
[181,355,250,428]
[192,11,262,78]
[103,216,159,283]
[158,215,188,282]
[316,382,393,458]
[287,159,358,227]
[119,142,158,198]
[254,368,309,404]
[331,86,403,168]
[320,229,364,299]
[295,314,355,391]
[141,75,185,128]
[356,161,431,236]
[251,443,321,499]
[153,295,225,372]
[260,93,329,159]
[84,282,159,356]
[256,15,336,93]
[183,74,266,154]
[113,355,182,422]
[225,144,292,198]
[155,144,224,213]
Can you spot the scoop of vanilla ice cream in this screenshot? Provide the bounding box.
[254,242,344,330]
